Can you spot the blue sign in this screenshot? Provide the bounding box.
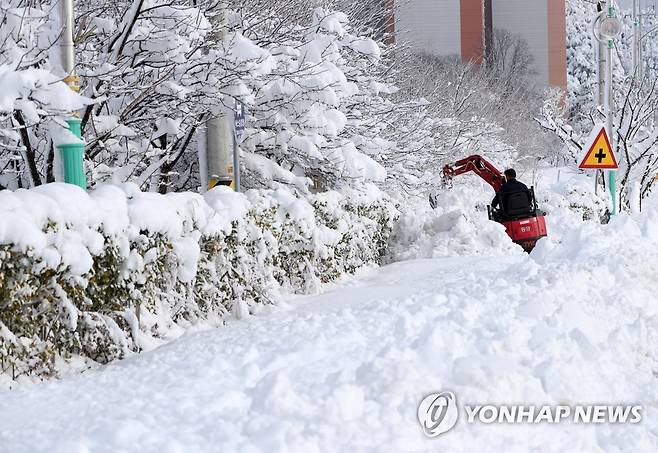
[234,101,246,138]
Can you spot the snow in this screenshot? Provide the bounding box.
[312,9,348,37]
[0,67,87,115]
[2,238,657,451]
[50,123,85,147]
[0,183,255,277]
[344,37,381,59]
[153,117,182,138]
[221,32,275,76]
[242,151,310,190]
[388,186,522,260]
[2,166,658,451]
[0,0,656,449]
[340,143,387,182]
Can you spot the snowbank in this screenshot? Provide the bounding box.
[0,183,396,383]
[2,234,656,452]
[388,185,522,260]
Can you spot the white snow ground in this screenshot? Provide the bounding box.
[1,243,657,451]
[2,170,658,452]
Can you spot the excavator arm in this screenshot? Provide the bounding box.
[441,155,506,192]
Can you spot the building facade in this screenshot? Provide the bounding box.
[394,0,567,91]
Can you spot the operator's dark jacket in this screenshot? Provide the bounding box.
[491,179,529,209]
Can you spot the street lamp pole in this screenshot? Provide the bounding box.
[205,4,235,190]
[58,0,86,189]
[605,0,617,216]
[632,0,645,79]
[633,0,638,74]
[593,1,621,215]
[597,2,606,195]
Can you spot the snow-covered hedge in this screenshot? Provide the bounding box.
[0,184,396,380]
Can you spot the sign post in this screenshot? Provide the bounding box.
[233,101,246,192]
[592,1,622,215]
[579,127,619,212]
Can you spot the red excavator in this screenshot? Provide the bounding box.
[430,155,548,252]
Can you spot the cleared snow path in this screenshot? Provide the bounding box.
[1,253,657,452]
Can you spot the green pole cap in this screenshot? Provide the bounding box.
[66,118,83,139]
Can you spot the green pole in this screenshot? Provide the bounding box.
[58,0,86,190]
[609,170,617,216]
[57,118,87,190]
[607,1,617,216]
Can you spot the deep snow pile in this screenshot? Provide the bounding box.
[388,166,610,261]
[0,183,396,384]
[388,184,522,260]
[1,205,656,452]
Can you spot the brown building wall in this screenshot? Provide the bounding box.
[460,0,485,63]
[395,0,567,90]
[547,0,568,92]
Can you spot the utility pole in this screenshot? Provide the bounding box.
[605,0,617,216]
[205,4,236,190]
[58,0,86,189]
[593,1,621,215]
[597,1,606,195]
[633,0,638,74]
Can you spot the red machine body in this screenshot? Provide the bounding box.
[500,215,547,252]
[440,155,548,252]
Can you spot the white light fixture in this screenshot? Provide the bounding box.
[593,11,623,41]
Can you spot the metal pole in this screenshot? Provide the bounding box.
[205,4,235,190]
[58,0,86,189]
[232,127,240,192]
[61,0,75,76]
[637,0,644,79]
[633,0,639,75]
[606,0,617,216]
[596,2,606,195]
[206,115,234,188]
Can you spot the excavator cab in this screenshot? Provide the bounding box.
[490,187,538,221]
[488,187,547,252]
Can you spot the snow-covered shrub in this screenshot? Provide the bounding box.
[0,182,396,381]
[540,176,610,223]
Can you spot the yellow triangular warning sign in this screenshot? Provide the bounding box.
[579,127,618,169]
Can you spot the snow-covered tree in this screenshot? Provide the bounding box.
[0,0,399,193]
[239,8,387,191]
[0,1,87,188]
[0,0,560,199]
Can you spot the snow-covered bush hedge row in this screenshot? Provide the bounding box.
[0,183,396,380]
